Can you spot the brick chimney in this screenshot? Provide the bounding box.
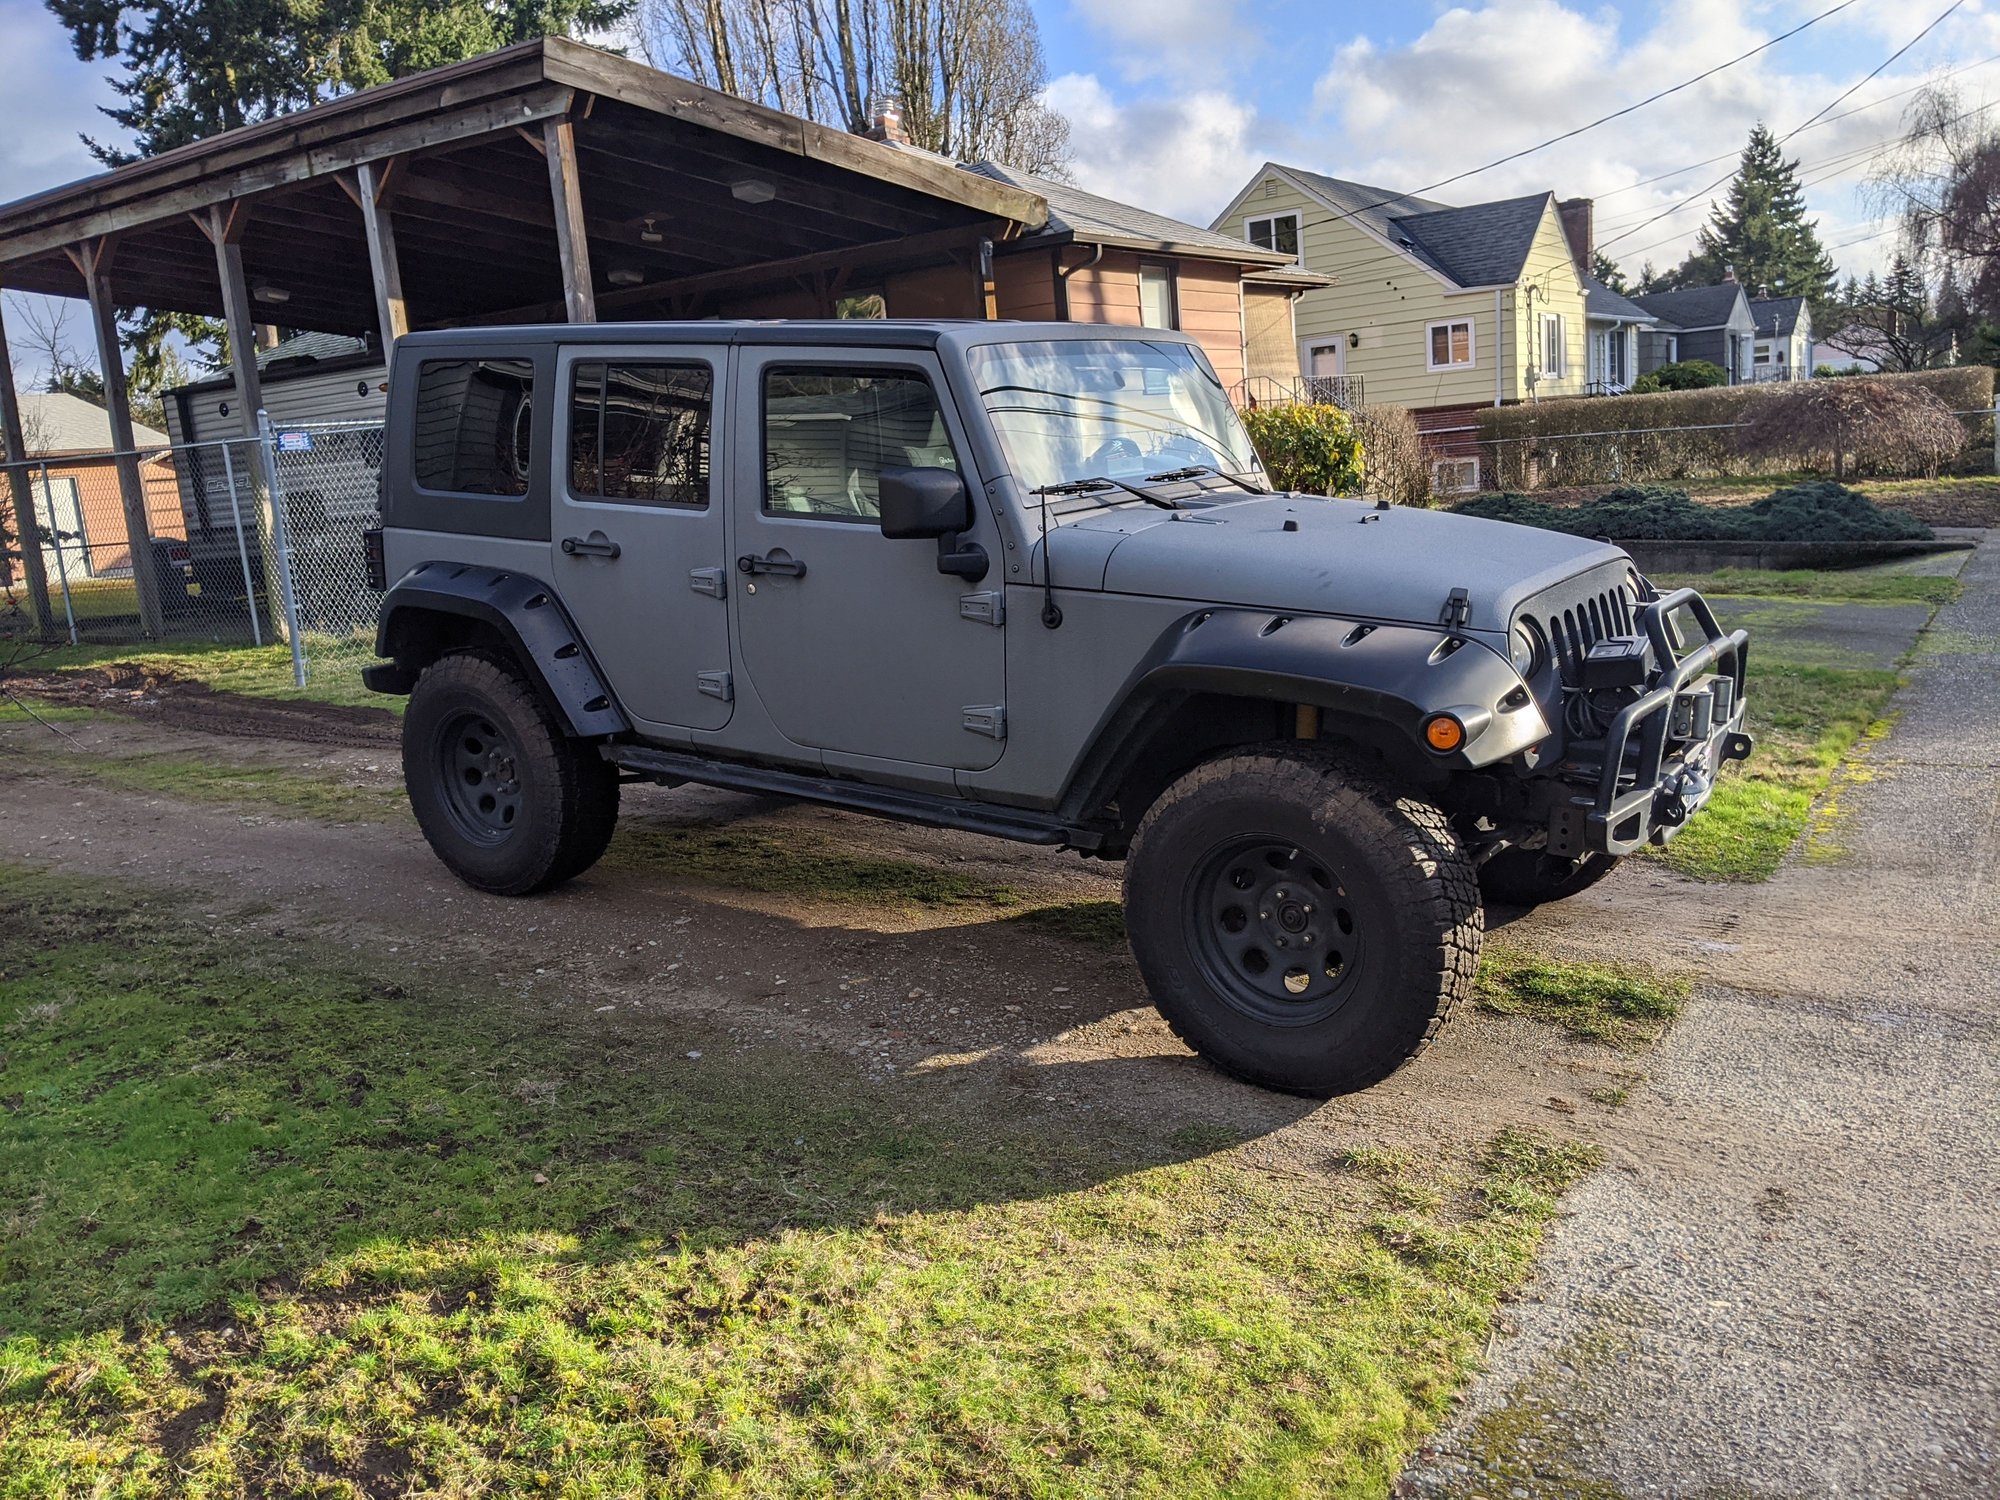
[1557,197,1593,276]
[863,97,907,145]
[1722,263,1737,283]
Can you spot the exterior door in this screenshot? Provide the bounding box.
[730,347,1006,771]
[552,346,734,733]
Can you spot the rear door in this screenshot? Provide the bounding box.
[551,345,733,733]
[729,346,1006,771]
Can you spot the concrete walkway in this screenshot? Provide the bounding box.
[1403,536,2000,1498]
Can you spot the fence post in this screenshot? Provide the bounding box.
[256,412,308,688]
[39,462,78,646]
[1992,391,1998,476]
[216,442,263,648]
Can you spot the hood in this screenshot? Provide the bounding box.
[1061,495,1628,634]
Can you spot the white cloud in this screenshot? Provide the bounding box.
[0,6,122,203]
[1045,72,1263,224]
[1064,0,1259,82]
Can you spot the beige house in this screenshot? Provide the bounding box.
[1211,164,1619,488]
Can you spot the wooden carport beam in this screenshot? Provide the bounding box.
[0,291,56,632]
[65,236,167,638]
[543,118,595,322]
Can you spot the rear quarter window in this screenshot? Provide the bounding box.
[412,359,535,496]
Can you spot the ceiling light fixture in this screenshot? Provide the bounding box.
[252,284,291,304]
[640,217,665,243]
[607,267,645,287]
[730,178,776,205]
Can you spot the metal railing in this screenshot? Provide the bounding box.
[1232,373,1366,412]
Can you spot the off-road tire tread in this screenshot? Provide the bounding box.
[1125,746,1482,1096]
[405,649,620,896]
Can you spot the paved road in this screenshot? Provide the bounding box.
[1404,537,2000,1498]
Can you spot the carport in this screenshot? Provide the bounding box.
[0,36,1046,634]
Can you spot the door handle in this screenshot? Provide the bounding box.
[561,534,621,559]
[737,551,806,578]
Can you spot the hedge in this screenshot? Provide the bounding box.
[1451,480,1933,542]
[1476,367,1996,489]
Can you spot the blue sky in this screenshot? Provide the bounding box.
[3,0,1997,382]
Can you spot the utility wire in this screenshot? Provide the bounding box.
[1598,0,1967,253]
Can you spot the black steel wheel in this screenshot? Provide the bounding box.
[1125,749,1481,1097]
[1188,838,1367,1028]
[403,650,620,896]
[1478,847,1621,909]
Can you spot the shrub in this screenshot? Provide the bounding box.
[1241,402,1364,496]
[1477,366,1993,490]
[1451,479,1931,542]
[1633,359,1728,393]
[1736,378,1968,480]
[1351,404,1430,505]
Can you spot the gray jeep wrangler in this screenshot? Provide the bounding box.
[365,321,1749,1097]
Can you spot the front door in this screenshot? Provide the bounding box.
[730,347,1006,771]
[551,346,734,733]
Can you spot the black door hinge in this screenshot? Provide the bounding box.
[1440,587,1472,629]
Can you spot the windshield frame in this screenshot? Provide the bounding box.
[963,335,1267,509]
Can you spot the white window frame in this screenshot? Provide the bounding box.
[1426,318,1476,371]
[1245,211,1301,262]
[1137,260,1179,331]
[1432,456,1480,494]
[1540,313,1567,379]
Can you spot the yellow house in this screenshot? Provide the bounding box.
[1210,163,1604,490]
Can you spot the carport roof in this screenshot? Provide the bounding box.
[0,37,1048,335]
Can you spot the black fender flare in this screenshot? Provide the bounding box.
[1056,608,1548,820]
[368,562,630,738]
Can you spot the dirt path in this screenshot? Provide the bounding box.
[1402,535,2000,1498]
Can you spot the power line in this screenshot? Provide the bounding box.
[1280,0,1863,240]
[1597,0,1967,254]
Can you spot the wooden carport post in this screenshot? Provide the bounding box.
[345,161,409,354]
[67,236,167,638]
[0,291,57,632]
[541,119,597,322]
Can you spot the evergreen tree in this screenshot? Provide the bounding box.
[1664,124,1838,319]
[1590,250,1630,294]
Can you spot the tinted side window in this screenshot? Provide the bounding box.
[763,367,957,521]
[569,362,712,507]
[412,359,534,496]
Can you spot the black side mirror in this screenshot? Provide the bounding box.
[879,466,972,538]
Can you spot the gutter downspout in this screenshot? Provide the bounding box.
[1494,288,1504,406]
[1056,242,1105,323]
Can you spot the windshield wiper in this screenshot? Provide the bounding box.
[1032,475,1182,510]
[1141,464,1268,496]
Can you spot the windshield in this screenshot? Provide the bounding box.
[968,338,1265,494]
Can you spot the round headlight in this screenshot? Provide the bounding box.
[1510,619,1547,679]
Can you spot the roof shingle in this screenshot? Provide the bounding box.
[1631,283,1748,331]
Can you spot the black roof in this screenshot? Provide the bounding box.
[1584,277,1656,323]
[1750,295,1807,337]
[1262,166,1553,287]
[1631,283,1747,331]
[397,320,1200,352]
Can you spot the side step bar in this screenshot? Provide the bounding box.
[602,743,1105,851]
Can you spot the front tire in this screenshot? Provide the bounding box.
[403,650,620,896]
[1124,750,1481,1097]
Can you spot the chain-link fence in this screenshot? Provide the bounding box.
[2,418,388,695]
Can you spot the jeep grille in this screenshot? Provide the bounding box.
[1525,582,1639,688]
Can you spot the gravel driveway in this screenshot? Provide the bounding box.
[1402,535,2000,1498]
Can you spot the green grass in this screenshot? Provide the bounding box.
[1650,568,1964,606]
[1652,660,1902,882]
[23,746,407,824]
[25,641,389,712]
[1475,948,1687,1049]
[0,867,1604,1497]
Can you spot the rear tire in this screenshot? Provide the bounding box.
[1123,749,1481,1097]
[1478,848,1621,909]
[403,650,620,896]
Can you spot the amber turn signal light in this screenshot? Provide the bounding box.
[1423,714,1466,753]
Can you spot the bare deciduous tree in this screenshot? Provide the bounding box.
[642,0,1070,175]
[1735,377,1967,481]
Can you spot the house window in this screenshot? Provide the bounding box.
[1432,456,1480,494]
[1427,319,1474,370]
[1245,212,1300,260]
[1138,261,1178,330]
[1540,314,1567,379]
[1606,328,1626,384]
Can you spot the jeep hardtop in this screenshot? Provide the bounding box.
[365,320,1750,1096]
